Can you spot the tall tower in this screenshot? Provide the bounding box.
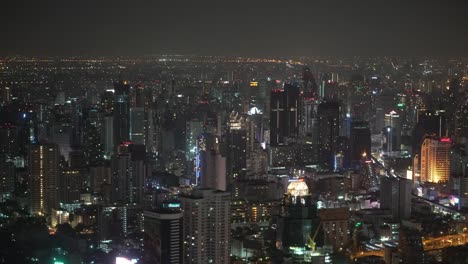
[29,143,60,216]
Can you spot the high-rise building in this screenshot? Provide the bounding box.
[284,83,300,139]
[270,83,301,146]
[420,136,451,183]
[180,189,231,264]
[0,159,15,202]
[103,115,114,159]
[195,133,226,191]
[278,179,321,262]
[29,143,60,216]
[380,177,412,220]
[186,119,204,161]
[350,121,371,164]
[0,123,18,158]
[59,169,81,204]
[227,128,247,179]
[302,66,318,99]
[384,111,401,152]
[113,80,130,148]
[318,101,340,171]
[143,203,183,264]
[111,143,146,205]
[51,122,72,162]
[129,107,145,145]
[270,89,287,146]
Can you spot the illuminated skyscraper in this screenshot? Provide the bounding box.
[29,143,60,216]
[420,136,451,183]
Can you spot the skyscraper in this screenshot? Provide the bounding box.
[350,121,371,164]
[113,80,130,148]
[278,179,321,261]
[103,115,114,159]
[318,101,340,171]
[111,143,146,205]
[129,107,145,145]
[180,189,231,264]
[227,128,247,179]
[186,119,204,161]
[420,136,451,183]
[270,88,287,146]
[384,111,401,152]
[270,83,301,146]
[29,143,60,216]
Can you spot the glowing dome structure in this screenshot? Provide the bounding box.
[287,180,309,197]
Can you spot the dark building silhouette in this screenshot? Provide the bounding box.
[318,101,340,171]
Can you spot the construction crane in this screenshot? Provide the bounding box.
[308,221,322,252]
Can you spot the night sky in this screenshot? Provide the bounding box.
[1,0,467,57]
